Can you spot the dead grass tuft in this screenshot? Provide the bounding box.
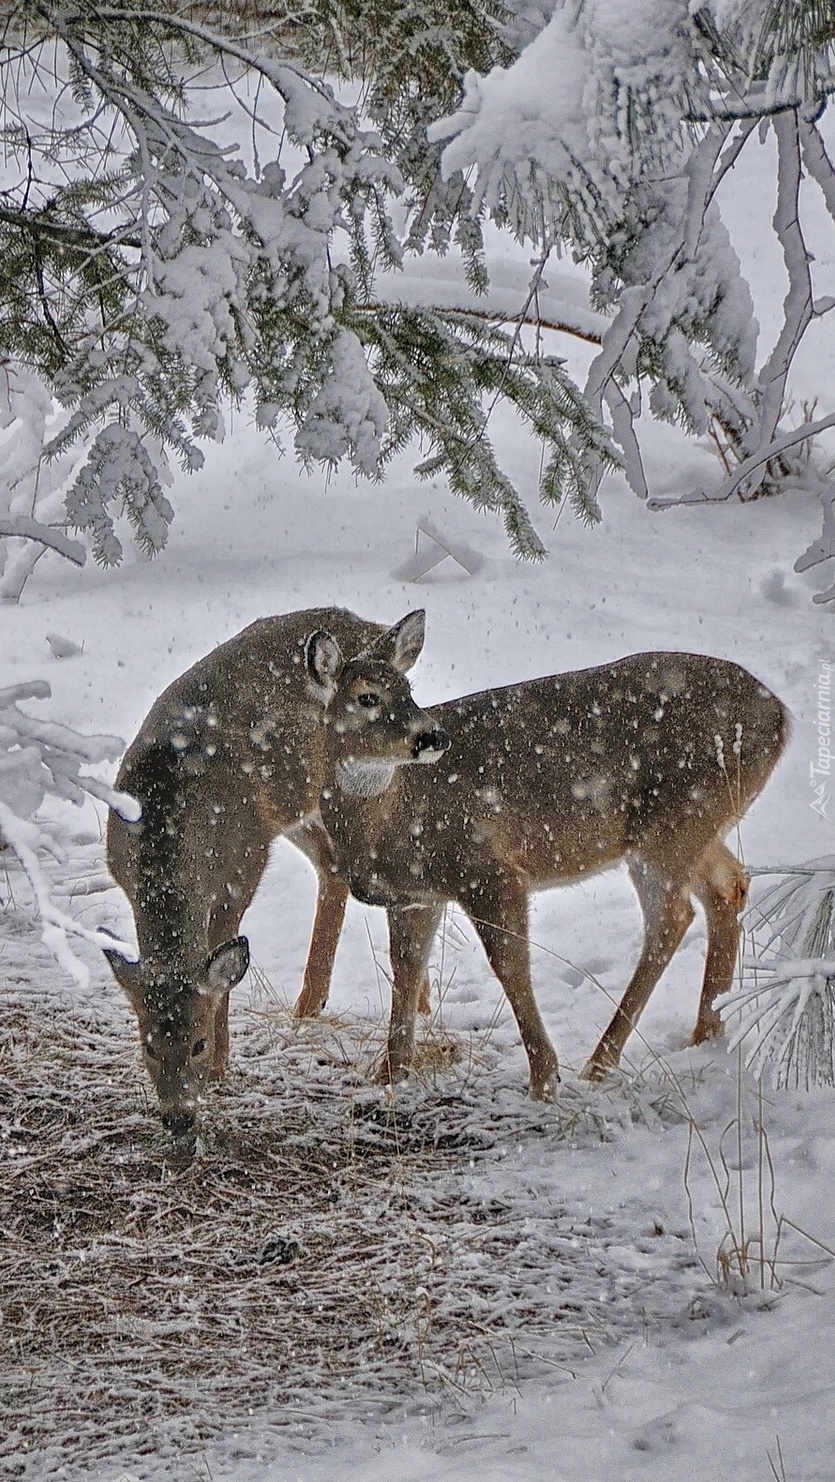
[0,987,697,1477]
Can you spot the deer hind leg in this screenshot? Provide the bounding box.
[465,877,559,1100]
[380,903,443,1085]
[691,838,749,1044]
[583,859,696,1081]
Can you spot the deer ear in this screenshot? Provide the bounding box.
[364,611,425,673]
[103,946,142,1004]
[305,629,344,698]
[204,936,250,998]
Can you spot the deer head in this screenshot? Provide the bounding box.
[105,937,249,1137]
[305,611,450,795]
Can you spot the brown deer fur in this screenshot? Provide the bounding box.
[308,612,789,1097]
[104,607,411,1134]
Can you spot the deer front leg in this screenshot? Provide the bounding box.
[288,818,351,1018]
[379,904,442,1086]
[211,993,230,1081]
[464,876,559,1100]
[294,871,351,1018]
[290,810,432,1018]
[691,839,748,1043]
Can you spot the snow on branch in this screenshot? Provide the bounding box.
[0,5,595,563]
[0,682,138,985]
[719,864,835,1089]
[744,111,813,478]
[91,6,363,145]
[430,0,835,592]
[4,2,835,574]
[0,7,404,563]
[0,363,89,600]
[648,410,835,510]
[0,517,85,565]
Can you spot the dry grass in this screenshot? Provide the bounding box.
[0,984,695,1478]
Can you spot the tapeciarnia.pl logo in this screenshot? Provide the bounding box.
[810,660,832,820]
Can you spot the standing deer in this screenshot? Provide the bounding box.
[307,611,789,1096]
[104,606,424,1136]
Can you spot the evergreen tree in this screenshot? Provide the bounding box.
[0,0,614,576]
[433,0,835,595]
[3,3,833,585]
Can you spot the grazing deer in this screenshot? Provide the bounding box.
[307,611,789,1097]
[104,607,427,1136]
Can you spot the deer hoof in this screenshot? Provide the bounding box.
[580,1052,616,1082]
[374,1058,411,1088]
[690,1013,724,1045]
[529,1066,560,1101]
[293,992,325,1019]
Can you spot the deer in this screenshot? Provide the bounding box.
[104,606,430,1138]
[306,610,789,1097]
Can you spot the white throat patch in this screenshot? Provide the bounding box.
[335,758,399,797]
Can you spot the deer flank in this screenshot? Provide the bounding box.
[310,612,789,1098]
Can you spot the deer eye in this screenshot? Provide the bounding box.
[190,1039,207,1058]
[145,1041,159,1061]
[357,692,380,709]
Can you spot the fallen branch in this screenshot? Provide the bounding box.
[648,409,835,510]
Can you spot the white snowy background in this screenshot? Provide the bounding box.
[4,106,835,1482]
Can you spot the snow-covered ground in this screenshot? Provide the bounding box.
[4,137,835,1479]
[4,417,835,1480]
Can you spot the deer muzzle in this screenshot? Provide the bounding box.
[412,726,450,760]
[161,1107,197,1138]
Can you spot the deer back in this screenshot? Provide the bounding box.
[321,650,788,908]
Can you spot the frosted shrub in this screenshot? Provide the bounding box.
[0,363,87,601]
[719,864,835,1089]
[0,682,137,983]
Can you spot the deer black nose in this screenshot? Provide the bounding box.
[413,726,450,758]
[162,1108,196,1138]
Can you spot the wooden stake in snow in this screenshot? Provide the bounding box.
[393,519,483,583]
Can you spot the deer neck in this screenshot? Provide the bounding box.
[334,757,400,797]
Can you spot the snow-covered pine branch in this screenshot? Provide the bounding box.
[0,681,137,985]
[430,0,835,595]
[0,2,607,567]
[718,863,835,1088]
